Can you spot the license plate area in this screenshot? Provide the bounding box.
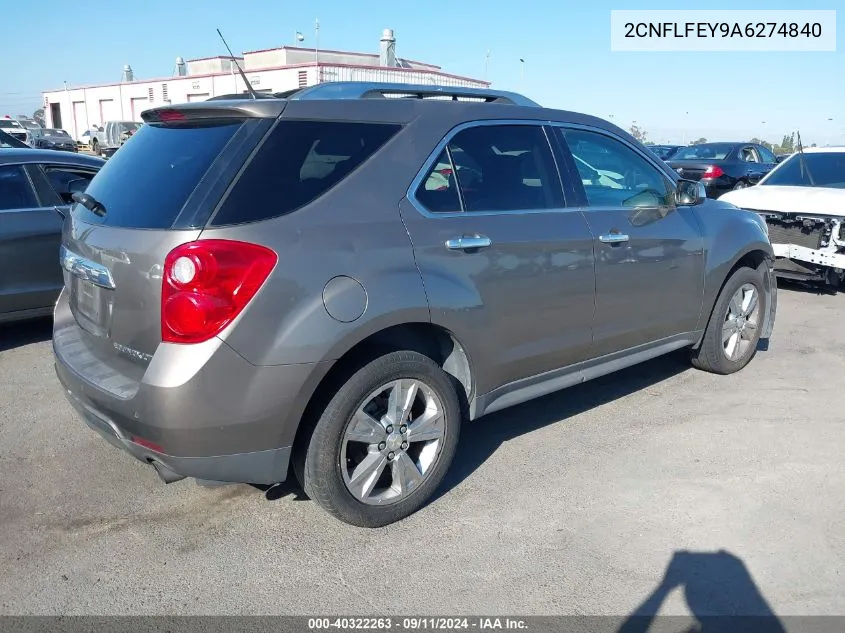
[69,274,113,337]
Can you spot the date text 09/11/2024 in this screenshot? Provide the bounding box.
[624,22,823,39]
[307,618,528,630]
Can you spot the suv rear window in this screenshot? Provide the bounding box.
[73,120,246,229]
[209,120,401,226]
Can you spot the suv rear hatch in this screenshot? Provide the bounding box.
[56,104,279,394]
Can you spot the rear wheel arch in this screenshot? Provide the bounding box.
[291,322,474,479]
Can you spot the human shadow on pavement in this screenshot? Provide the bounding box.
[431,350,690,502]
[0,317,53,353]
[618,550,786,633]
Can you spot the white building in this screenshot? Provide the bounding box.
[42,29,489,141]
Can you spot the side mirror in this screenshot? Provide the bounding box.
[61,178,89,204]
[66,178,89,194]
[675,179,706,206]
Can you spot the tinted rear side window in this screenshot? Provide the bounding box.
[209,120,401,226]
[73,120,244,229]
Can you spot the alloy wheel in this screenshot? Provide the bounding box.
[340,379,446,505]
[722,282,760,361]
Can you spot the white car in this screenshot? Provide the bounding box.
[78,129,94,146]
[0,117,28,144]
[719,146,845,290]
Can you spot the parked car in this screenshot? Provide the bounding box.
[775,153,791,163]
[17,117,42,131]
[0,129,29,148]
[27,128,78,152]
[90,120,143,155]
[719,146,845,289]
[667,142,778,197]
[0,117,28,144]
[53,82,777,527]
[0,149,105,323]
[649,144,683,161]
[77,129,94,147]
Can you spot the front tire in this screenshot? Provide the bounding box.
[691,266,766,374]
[300,351,461,527]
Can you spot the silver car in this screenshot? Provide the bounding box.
[53,82,777,527]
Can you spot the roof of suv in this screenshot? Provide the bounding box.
[141,81,630,141]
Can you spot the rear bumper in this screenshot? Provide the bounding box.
[57,367,292,484]
[52,291,330,485]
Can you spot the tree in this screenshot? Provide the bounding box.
[32,108,45,127]
[780,133,795,153]
[690,137,707,145]
[629,124,647,143]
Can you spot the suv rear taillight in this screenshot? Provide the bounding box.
[702,165,725,178]
[161,240,277,344]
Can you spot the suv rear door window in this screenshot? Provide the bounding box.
[449,125,563,212]
[414,124,563,213]
[210,120,401,226]
[73,120,246,229]
[414,149,463,213]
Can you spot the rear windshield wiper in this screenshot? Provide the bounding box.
[71,191,107,217]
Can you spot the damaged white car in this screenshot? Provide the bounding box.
[719,146,845,290]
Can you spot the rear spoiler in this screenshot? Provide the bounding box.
[142,101,284,123]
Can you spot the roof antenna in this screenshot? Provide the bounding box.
[216,28,259,99]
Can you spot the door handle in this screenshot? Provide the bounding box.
[598,233,630,244]
[445,235,492,251]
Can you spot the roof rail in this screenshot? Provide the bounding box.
[287,81,540,107]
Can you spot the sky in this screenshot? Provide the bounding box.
[1,0,842,146]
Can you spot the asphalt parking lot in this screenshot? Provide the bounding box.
[1,284,843,617]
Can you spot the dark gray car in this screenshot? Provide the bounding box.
[52,82,777,527]
[0,149,105,323]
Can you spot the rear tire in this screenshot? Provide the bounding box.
[90,139,99,155]
[733,180,748,190]
[691,266,766,374]
[300,350,461,527]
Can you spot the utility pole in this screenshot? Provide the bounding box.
[315,19,320,64]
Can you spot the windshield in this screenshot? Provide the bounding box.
[120,122,142,132]
[760,152,845,189]
[42,129,71,138]
[672,144,735,161]
[0,120,23,129]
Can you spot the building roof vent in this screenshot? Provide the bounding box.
[379,28,396,67]
[175,56,187,77]
[122,64,134,82]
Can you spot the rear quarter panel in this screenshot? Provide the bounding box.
[201,109,444,367]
